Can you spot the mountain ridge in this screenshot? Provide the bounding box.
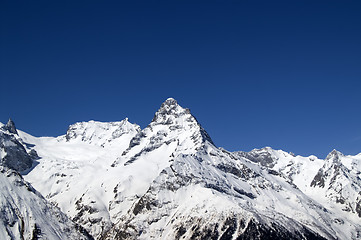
[1,98,361,239]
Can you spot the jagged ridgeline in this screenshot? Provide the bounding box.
[0,120,93,239]
[1,98,361,240]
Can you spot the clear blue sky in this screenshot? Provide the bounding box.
[1,1,360,158]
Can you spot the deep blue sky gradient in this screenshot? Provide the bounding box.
[1,1,361,158]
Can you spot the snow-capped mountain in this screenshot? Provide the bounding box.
[2,98,361,239]
[234,147,324,193]
[310,150,361,218]
[102,146,339,239]
[0,166,93,240]
[64,118,141,147]
[0,123,92,240]
[18,119,141,238]
[235,147,361,221]
[112,97,213,167]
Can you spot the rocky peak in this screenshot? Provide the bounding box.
[151,98,190,125]
[235,147,279,168]
[162,97,178,107]
[311,150,345,188]
[2,118,18,135]
[310,149,361,218]
[148,98,214,144]
[325,149,343,163]
[0,131,33,172]
[118,98,215,166]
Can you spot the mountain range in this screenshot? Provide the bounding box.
[1,98,360,239]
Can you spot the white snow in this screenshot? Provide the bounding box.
[2,99,359,240]
[0,166,89,239]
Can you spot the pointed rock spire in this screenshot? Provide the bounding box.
[119,98,215,166]
[151,98,190,124]
[150,98,214,145]
[4,118,18,135]
[163,97,178,106]
[325,149,343,162]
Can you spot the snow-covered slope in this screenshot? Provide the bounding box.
[234,147,324,193]
[64,118,141,147]
[11,98,361,239]
[0,166,92,240]
[310,150,361,218]
[102,145,361,239]
[235,147,361,221]
[19,119,141,238]
[19,98,217,238]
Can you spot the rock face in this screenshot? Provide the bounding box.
[310,150,361,218]
[0,166,93,240]
[3,118,18,134]
[238,147,361,220]
[9,98,361,240]
[235,147,281,168]
[115,97,214,167]
[0,120,34,172]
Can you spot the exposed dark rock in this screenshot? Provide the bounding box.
[74,224,95,240]
[219,217,238,240]
[175,226,187,239]
[233,187,256,199]
[2,118,18,135]
[0,131,33,172]
[190,222,219,240]
[267,169,280,176]
[31,224,42,240]
[356,193,361,218]
[217,163,259,180]
[236,148,278,168]
[205,183,228,194]
[128,131,146,149]
[236,219,327,240]
[29,149,40,160]
[310,170,325,188]
[133,196,156,215]
[73,196,100,223]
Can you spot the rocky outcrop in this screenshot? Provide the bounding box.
[0,120,34,172]
[310,150,361,218]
